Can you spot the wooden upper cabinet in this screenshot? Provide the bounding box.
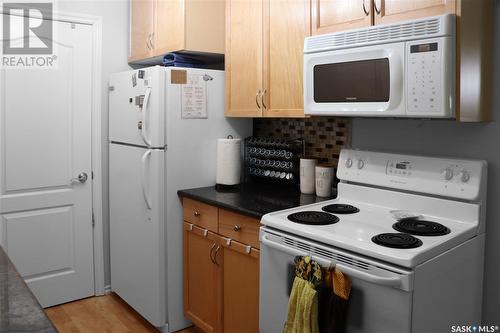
[225,0,309,118]
[264,0,311,117]
[374,0,456,25]
[154,0,184,54]
[129,0,225,63]
[130,0,155,61]
[225,0,264,117]
[311,0,373,35]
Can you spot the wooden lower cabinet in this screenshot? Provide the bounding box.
[222,243,260,333]
[183,213,260,333]
[183,224,221,333]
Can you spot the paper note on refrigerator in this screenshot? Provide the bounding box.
[181,74,208,119]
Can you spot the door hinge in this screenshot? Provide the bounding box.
[108,85,115,91]
[92,213,95,228]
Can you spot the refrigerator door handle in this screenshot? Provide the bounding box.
[141,149,152,210]
[141,87,152,147]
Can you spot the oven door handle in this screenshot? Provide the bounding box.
[261,234,406,289]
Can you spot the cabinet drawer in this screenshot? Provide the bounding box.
[219,209,260,248]
[183,198,218,232]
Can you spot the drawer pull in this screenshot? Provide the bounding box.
[233,225,242,232]
[214,245,221,266]
[209,243,216,264]
[193,210,201,217]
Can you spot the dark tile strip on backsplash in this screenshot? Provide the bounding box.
[253,117,351,166]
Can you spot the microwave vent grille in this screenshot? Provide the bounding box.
[305,15,452,53]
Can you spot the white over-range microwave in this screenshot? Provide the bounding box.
[304,14,456,118]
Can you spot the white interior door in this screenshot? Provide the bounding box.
[0,20,94,307]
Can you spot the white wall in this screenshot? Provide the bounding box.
[56,0,130,286]
[351,2,500,324]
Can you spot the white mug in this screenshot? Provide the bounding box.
[315,164,335,197]
[300,158,318,194]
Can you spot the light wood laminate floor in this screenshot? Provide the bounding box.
[45,293,202,333]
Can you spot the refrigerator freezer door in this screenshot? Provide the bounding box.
[109,67,165,147]
[109,143,166,327]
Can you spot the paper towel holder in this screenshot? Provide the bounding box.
[215,135,242,193]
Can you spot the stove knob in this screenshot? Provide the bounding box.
[442,168,454,181]
[357,159,365,169]
[345,158,353,168]
[459,170,470,183]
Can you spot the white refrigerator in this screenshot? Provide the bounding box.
[108,66,252,332]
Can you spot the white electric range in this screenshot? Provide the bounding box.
[259,149,487,333]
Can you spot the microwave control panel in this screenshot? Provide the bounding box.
[406,40,443,115]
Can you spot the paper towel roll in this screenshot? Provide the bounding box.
[216,138,242,186]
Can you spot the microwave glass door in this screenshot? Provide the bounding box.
[313,58,390,103]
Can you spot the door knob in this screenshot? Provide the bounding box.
[71,172,88,184]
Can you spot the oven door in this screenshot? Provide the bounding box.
[304,42,405,117]
[259,228,414,333]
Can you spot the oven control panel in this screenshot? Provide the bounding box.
[387,160,413,177]
[338,149,486,201]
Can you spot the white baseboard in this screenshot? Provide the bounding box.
[103,285,113,295]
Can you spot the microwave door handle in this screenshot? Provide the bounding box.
[261,234,404,288]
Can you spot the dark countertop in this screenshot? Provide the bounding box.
[178,183,335,219]
[0,246,57,333]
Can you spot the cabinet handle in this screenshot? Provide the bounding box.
[193,210,201,217]
[362,0,369,16]
[233,225,242,232]
[214,245,221,266]
[146,34,150,50]
[262,89,267,109]
[374,0,382,15]
[255,90,261,109]
[209,243,216,264]
[150,32,155,49]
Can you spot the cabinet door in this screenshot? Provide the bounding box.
[311,0,373,35]
[221,242,259,333]
[225,0,264,117]
[130,0,155,62]
[263,0,310,117]
[183,223,221,333]
[154,0,184,56]
[374,0,456,25]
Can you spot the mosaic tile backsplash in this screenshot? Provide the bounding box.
[253,117,352,166]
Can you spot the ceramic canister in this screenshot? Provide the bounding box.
[300,157,318,194]
[315,163,335,197]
